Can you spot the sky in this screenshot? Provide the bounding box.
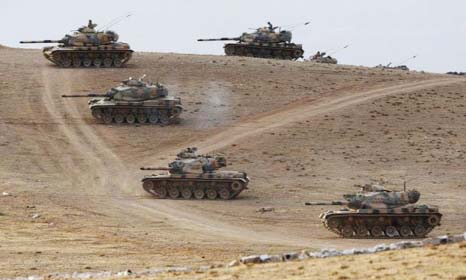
[2,0,466,73]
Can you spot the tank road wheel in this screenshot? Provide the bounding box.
[148,113,159,124]
[327,218,340,230]
[142,180,154,194]
[72,57,82,67]
[171,107,182,117]
[114,113,125,124]
[399,225,411,237]
[126,114,136,124]
[385,226,398,238]
[370,225,384,238]
[159,114,170,126]
[181,188,193,199]
[154,186,167,198]
[61,56,72,68]
[103,57,113,68]
[427,215,440,227]
[218,187,231,200]
[224,45,235,56]
[82,56,93,68]
[293,49,304,59]
[137,113,147,124]
[168,186,180,199]
[354,225,368,237]
[206,188,217,200]
[231,181,243,192]
[103,113,113,124]
[91,109,102,119]
[413,224,427,237]
[93,57,103,68]
[341,225,354,238]
[194,188,205,200]
[113,56,123,68]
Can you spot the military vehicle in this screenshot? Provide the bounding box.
[20,20,133,68]
[306,186,442,238]
[375,63,409,71]
[140,148,250,200]
[198,22,304,60]
[62,75,182,125]
[446,71,466,76]
[309,51,338,64]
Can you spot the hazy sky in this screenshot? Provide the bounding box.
[2,0,466,72]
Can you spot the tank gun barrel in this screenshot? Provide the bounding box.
[197,37,241,42]
[20,40,64,44]
[305,201,346,206]
[61,93,107,98]
[140,167,171,171]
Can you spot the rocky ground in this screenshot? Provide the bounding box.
[0,47,465,278]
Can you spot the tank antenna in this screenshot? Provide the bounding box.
[328,44,350,56]
[99,13,132,31]
[404,181,406,191]
[395,55,417,66]
[282,21,311,31]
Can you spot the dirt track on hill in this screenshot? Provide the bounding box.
[1,47,466,277]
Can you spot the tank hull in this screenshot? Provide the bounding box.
[42,43,133,68]
[223,43,304,60]
[141,173,249,200]
[320,206,442,238]
[89,98,182,125]
[310,57,338,64]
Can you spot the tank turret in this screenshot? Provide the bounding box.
[309,51,338,64]
[20,20,133,67]
[176,147,199,159]
[61,75,183,125]
[197,22,303,60]
[141,149,249,200]
[306,185,442,238]
[306,189,420,210]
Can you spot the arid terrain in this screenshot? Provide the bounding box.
[1,46,466,278]
[155,241,466,280]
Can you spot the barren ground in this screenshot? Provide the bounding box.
[0,47,465,278]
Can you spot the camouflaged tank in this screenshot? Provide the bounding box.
[375,63,409,71]
[62,75,182,125]
[20,20,133,67]
[140,148,250,200]
[198,22,304,60]
[305,185,442,238]
[309,51,338,64]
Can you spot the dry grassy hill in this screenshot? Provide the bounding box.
[0,47,465,278]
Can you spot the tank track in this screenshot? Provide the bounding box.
[224,43,304,60]
[90,105,182,126]
[47,50,133,68]
[141,178,248,200]
[322,212,442,239]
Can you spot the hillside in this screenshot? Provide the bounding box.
[0,47,465,278]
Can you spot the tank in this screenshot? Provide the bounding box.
[20,20,133,68]
[375,63,409,71]
[62,75,182,125]
[305,186,442,238]
[140,148,250,200]
[309,51,338,64]
[198,22,304,60]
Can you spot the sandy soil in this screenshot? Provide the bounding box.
[155,242,466,280]
[0,47,465,278]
